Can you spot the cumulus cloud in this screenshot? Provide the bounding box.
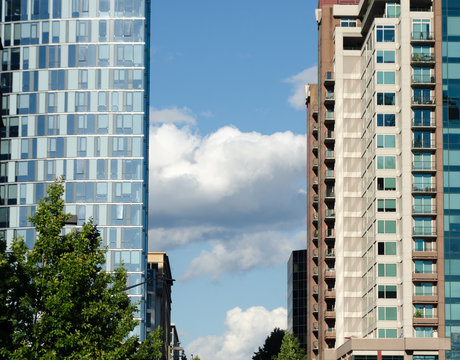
[284,66,317,110]
[182,230,306,280]
[150,106,196,125]
[149,124,306,230]
[187,306,287,360]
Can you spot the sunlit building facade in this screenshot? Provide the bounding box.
[306,0,454,359]
[0,0,150,338]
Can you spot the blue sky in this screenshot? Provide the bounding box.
[149,1,317,359]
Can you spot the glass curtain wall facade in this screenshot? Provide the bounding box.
[0,0,150,338]
[443,1,460,358]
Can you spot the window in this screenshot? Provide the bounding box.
[414,282,434,296]
[415,327,433,338]
[378,263,397,277]
[376,25,395,42]
[414,217,432,235]
[378,285,397,298]
[413,19,431,40]
[386,3,400,18]
[378,307,397,320]
[378,242,397,255]
[377,135,396,148]
[378,220,396,234]
[377,156,396,169]
[377,50,395,63]
[415,260,433,274]
[378,329,398,338]
[377,114,396,127]
[415,304,433,318]
[377,199,396,213]
[377,92,396,105]
[377,177,396,191]
[377,71,396,84]
[414,196,432,213]
[341,17,357,27]
[414,238,434,252]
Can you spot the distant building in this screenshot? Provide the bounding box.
[147,252,174,360]
[288,249,307,350]
[170,324,184,360]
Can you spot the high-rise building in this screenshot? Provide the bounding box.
[306,1,456,359]
[288,249,308,351]
[0,0,150,338]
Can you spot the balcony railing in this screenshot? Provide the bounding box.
[411,75,435,84]
[324,71,335,84]
[324,112,335,122]
[412,118,436,128]
[324,170,335,180]
[412,205,436,215]
[412,183,436,193]
[411,32,435,41]
[413,226,436,236]
[324,150,335,161]
[324,289,336,298]
[411,53,435,63]
[412,161,436,172]
[411,96,436,106]
[412,139,436,150]
[324,328,336,339]
[324,131,335,141]
[325,209,335,219]
[325,249,335,258]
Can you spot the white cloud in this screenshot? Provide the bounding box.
[181,230,306,280]
[150,106,196,125]
[149,124,306,231]
[186,306,287,360]
[284,66,317,110]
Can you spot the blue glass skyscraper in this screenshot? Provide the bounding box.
[0,0,150,338]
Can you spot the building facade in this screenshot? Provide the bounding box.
[307,0,453,359]
[288,249,308,351]
[0,0,150,338]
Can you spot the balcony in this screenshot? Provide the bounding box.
[324,328,336,339]
[312,124,318,135]
[324,268,336,279]
[324,150,335,163]
[413,226,436,237]
[411,96,436,107]
[324,112,335,125]
[312,159,318,170]
[412,118,436,129]
[324,230,335,241]
[412,139,436,152]
[413,294,438,303]
[313,322,319,332]
[411,53,435,65]
[324,289,336,299]
[313,267,319,278]
[312,303,318,314]
[413,271,438,281]
[312,140,319,152]
[324,71,335,86]
[325,190,335,201]
[411,75,436,86]
[411,32,435,43]
[412,183,436,194]
[312,230,319,241]
[412,204,437,216]
[313,285,319,296]
[311,104,319,116]
[312,248,319,260]
[313,341,319,351]
[325,249,335,260]
[413,315,439,326]
[312,177,319,188]
[313,195,319,204]
[324,208,335,221]
[324,170,335,182]
[324,130,335,143]
[324,310,336,319]
[324,92,335,106]
[412,161,436,173]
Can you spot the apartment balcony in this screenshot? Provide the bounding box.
[412,205,437,216]
[324,230,335,241]
[413,226,437,237]
[324,209,335,221]
[412,139,436,152]
[312,230,319,242]
[324,130,335,143]
[411,96,436,107]
[411,53,436,65]
[312,159,318,171]
[313,267,319,278]
[413,316,439,326]
[325,249,335,260]
[312,177,319,189]
[312,248,319,260]
[411,117,436,130]
[412,161,436,173]
[412,183,436,194]
[412,250,437,260]
[324,112,335,125]
[324,92,335,106]
[324,328,336,339]
[325,191,335,202]
[324,71,335,86]
[312,124,318,136]
[324,170,335,182]
[413,271,438,282]
[324,268,336,279]
[311,104,319,117]
[313,322,319,332]
[324,150,335,163]
[411,32,435,43]
[312,140,319,153]
[313,195,319,205]
[312,303,318,314]
[313,341,319,351]
[324,289,336,299]
[313,285,319,296]
[324,310,336,319]
[411,75,436,86]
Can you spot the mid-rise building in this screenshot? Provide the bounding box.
[288,249,308,351]
[306,0,456,359]
[0,0,150,338]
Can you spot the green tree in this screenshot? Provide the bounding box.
[253,328,285,360]
[132,327,163,360]
[273,332,306,360]
[0,179,163,360]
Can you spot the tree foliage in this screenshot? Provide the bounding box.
[0,179,162,360]
[252,328,286,360]
[273,332,306,360]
